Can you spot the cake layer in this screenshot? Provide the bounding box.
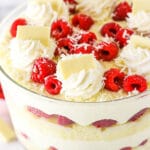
[12,116,150,150]
[6,99,150,142]
[17,132,150,150]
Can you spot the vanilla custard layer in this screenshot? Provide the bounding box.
[17,131,150,150]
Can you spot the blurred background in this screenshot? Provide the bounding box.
[0,0,24,21]
[0,0,25,149]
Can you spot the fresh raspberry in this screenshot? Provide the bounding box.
[21,132,29,139]
[49,147,58,150]
[139,139,148,146]
[100,22,121,38]
[58,115,74,126]
[72,14,94,30]
[27,106,55,119]
[113,1,132,21]
[0,84,5,99]
[44,76,62,95]
[128,108,148,122]
[120,147,132,150]
[78,32,97,44]
[115,28,134,47]
[64,0,78,14]
[123,75,147,93]
[10,18,27,37]
[31,57,56,83]
[94,42,119,61]
[55,38,74,56]
[51,19,73,40]
[73,45,94,54]
[104,68,126,92]
[92,119,117,128]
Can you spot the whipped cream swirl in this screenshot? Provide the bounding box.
[127,11,150,34]
[76,0,116,21]
[116,44,150,80]
[56,54,104,100]
[26,0,69,26]
[10,39,56,70]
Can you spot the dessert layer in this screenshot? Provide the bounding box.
[1,1,149,103]
[1,70,150,126]
[11,110,150,150]
[6,98,150,142]
[17,131,150,150]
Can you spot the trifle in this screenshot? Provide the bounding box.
[0,0,150,149]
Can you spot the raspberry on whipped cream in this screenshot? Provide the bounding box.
[112,1,132,21]
[10,18,27,37]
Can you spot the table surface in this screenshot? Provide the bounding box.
[0,141,23,150]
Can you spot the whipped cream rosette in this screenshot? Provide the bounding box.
[26,0,69,26]
[127,0,150,36]
[10,26,56,71]
[56,54,104,100]
[116,35,150,80]
[76,0,116,21]
[127,12,150,35]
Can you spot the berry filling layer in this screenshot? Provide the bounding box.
[27,106,150,128]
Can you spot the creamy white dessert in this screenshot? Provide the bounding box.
[127,0,150,36]
[25,0,69,26]
[0,0,150,150]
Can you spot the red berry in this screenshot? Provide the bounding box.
[27,106,56,119]
[115,28,133,47]
[92,119,117,128]
[63,0,77,14]
[95,42,119,61]
[55,38,74,56]
[49,147,58,150]
[123,75,147,93]
[21,132,29,139]
[58,115,74,126]
[104,68,126,92]
[100,22,121,38]
[128,108,148,122]
[113,1,132,21]
[0,84,5,99]
[78,32,97,44]
[120,147,132,150]
[45,76,62,95]
[139,139,148,146]
[10,18,27,37]
[72,14,94,30]
[51,19,73,40]
[31,57,56,83]
[73,45,94,54]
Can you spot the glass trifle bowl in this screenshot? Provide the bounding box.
[1,67,150,150]
[1,0,150,150]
